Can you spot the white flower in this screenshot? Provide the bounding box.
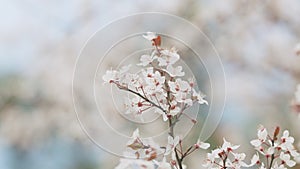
[192,89,208,105]
[195,139,210,149]
[120,65,131,74]
[278,130,300,158]
[288,147,300,158]
[279,152,296,167]
[123,129,144,158]
[273,162,287,169]
[165,65,185,77]
[102,65,131,83]
[158,48,180,66]
[156,110,168,121]
[250,127,268,147]
[165,136,179,155]
[155,157,171,169]
[143,69,165,88]
[279,130,295,152]
[142,67,154,78]
[203,149,221,168]
[247,153,260,167]
[143,32,157,41]
[144,71,165,95]
[169,100,181,116]
[221,138,240,151]
[169,79,192,105]
[260,147,275,157]
[102,69,119,83]
[124,97,140,114]
[152,71,166,86]
[173,92,193,106]
[281,130,295,144]
[155,100,179,121]
[169,79,191,93]
[121,73,143,89]
[203,139,244,169]
[188,78,195,87]
[138,54,154,66]
[229,152,248,168]
[124,97,149,121]
[115,158,155,169]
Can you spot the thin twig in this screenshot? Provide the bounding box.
[114,82,167,114]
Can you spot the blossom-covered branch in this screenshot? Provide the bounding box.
[103,32,209,169]
[103,32,207,123]
[203,126,300,169]
[249,125,299,169]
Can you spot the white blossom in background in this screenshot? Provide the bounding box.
[295,43,300,56]
[292,84,300,116]
[295,84,300,103]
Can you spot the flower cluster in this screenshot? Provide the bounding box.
[116,128,209,169]
[250,125,300,169]
[295,43,300,56]
[103,32,207,122]
[202,126,300,169]
[123,129,163,160]
[105,32,209,169]
[203,138,252,169]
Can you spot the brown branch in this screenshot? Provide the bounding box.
[113,82,167,114]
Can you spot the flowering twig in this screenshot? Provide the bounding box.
[102,32,209,169]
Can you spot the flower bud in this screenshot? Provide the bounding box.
[127,140,144,150]
[147,152,157,161]
[273,126,280,140]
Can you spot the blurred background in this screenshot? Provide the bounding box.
[1,0,300,168]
